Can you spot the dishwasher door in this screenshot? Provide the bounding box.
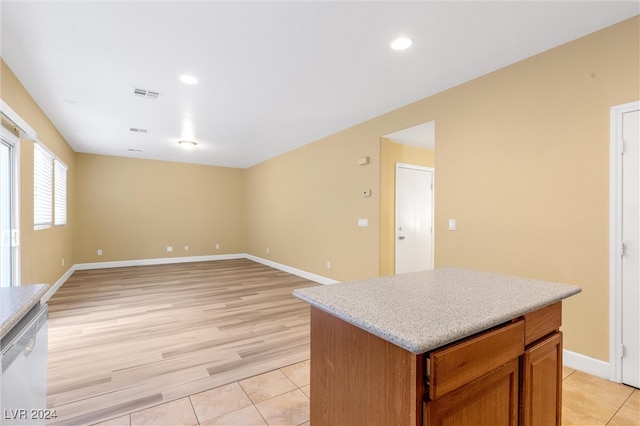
[1,304,48,425]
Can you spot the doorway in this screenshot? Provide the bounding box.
[395,163,434,274]
[380,121,435,276]
[610,100,639,387]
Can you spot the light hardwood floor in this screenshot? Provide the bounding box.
[46,259,639,425]
[46,259,318,425]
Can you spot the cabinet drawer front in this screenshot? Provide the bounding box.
[429,320,524,400]
[524,302,561,346]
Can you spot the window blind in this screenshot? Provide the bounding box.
[54,159,67,226]
[34,143,53,229]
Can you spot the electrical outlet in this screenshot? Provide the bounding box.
[184,245,189,251]
[97,249,103,256]
[326,261,331,269]
[266,247,270,254]
[215,244,220,250]
[62,258,65,266]
[167,246,173,252]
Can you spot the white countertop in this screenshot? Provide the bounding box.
[0,284,49,339]
[293,267,581,354]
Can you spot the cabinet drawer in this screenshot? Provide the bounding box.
[524,302,561,346]
[428,320,524,400]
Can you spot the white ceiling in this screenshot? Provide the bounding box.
[1,1,638,169]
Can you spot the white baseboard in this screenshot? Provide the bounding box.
[42,253,338,302]
[245,254,339,285]
[74,253,244,271]
[563,349,611,380]
[41,265,76,303]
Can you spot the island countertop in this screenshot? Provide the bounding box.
[293,267,581,354]
[0,284,49,339]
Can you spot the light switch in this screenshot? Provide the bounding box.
[449,219,456,231]
[358,218,368,227]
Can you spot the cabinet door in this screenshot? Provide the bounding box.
[424,358,519,426]
[520,331,562,426]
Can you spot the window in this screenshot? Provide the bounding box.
[33,143,52,229]
[33,142,67,229]
[54,159,67,226]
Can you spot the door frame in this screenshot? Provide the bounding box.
[1,126,21,287]
[394,162,434,274]
[1,100,37,287]
[609,100,640,382]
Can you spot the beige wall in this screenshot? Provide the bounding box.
[74,153,246,263]
[1,59,76,287]
[246,16,639,361]
[429,16,638,362]
[380,138,435,276]
[2,59,246,283]
[245,131,380,282]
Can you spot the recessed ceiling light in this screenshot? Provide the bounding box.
[391,37,412,51]
[180,75,198,85]
[178,140,197,150]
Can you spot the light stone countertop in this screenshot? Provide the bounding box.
[293,267,581,354]
[0,284,50,339]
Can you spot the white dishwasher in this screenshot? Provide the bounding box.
[1,304,49,425]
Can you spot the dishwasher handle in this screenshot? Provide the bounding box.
[1,304,48,373]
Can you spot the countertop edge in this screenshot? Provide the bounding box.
[296,289,580,354]
[0,284,50,340]
[293,270,582,354]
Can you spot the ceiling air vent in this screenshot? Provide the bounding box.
[132,87,161,100]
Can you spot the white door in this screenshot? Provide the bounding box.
[395,163,434,274]
[1,128,20,287]
[621,107,640,388]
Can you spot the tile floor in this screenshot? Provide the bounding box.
[93,361,638,426]
[92,360,310,426]
[562,366,639,425]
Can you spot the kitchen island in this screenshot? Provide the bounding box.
[293,267,581,426]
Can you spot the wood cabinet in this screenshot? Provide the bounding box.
[424,321,523,425]
[309,307,425,425]
[520,307,563,426]
[424,358,520,426]
[427,321,524,400]
[309,302,563,426]
[519,332,563,426]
